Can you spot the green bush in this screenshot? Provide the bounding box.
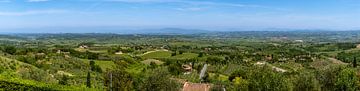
[247,66,293,91]
[293,71,320,91]
[139,67,181,91]
[104,69,133,91]
[335,68,358,91]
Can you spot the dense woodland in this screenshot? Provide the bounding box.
[1,31,360,90]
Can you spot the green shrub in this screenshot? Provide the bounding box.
[293,71,320,91]
[335,68,358,91]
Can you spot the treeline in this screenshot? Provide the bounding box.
[337,51,360,63]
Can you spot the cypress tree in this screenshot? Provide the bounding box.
[198,52,204,57]
[87,71,91,88]
[90,60,95,71]
[353,57,357,68]
[171,52,176,56]
[271,54,274,63]
[59,75,68,85]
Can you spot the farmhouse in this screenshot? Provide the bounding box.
[56,50,70,54]
[182,64,192,74]
[357,44,360,48]
[79,45,89,49]
[115,51,123,55]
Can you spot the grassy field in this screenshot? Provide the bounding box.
[74,48,87,52]
[142,59,164,65]
[209,73,229,82]
[113,53,132,58]
[141,51,172,59]
[74,48,108,54]
[172,53,198,59]
[88,50,108,53]
[95,61,116,71]
[83,60,116,71]
[126,63,147,75]
[141,51,199,60]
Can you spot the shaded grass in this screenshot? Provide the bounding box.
[83,60,116,71]
[142,59,164,65]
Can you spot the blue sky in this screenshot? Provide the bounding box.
[0,0,360,31]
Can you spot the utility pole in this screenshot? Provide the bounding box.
[199,64,208,83]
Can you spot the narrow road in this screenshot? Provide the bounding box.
[255,61,287,73]
[141,49,169,56]
[328,58,347,65]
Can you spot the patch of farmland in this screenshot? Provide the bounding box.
[142,59,164,65]
[74,48,87,52]
[126,63,146,75]
[84,60,116,71]
[88,50,107,53]
[141,51,172,59]
[209,73,229,82]
[172,53,198,59]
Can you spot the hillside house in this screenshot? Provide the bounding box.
[182,64,192,74]
[79,45,89,49]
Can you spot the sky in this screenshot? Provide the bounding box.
[0,0,360,32]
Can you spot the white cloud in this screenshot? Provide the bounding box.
[27,0,49,2]
[0,10,67,16]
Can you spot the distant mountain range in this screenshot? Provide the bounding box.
[118,28,209,34]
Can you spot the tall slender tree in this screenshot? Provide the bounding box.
[353,57,357,68]
[110,72,113,91]
[271,54,274,63]
[90,60,95,71]
[87,71,91,88]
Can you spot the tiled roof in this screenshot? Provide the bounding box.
[183,82,211,91]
